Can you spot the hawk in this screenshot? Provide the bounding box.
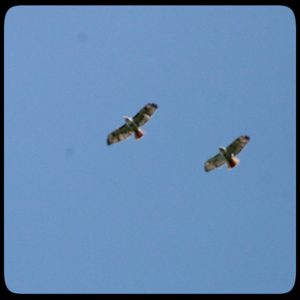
[107,103,158,145]
[204,135,250,172]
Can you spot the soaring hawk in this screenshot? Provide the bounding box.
[204,135,250,172]
[107,103,158,145]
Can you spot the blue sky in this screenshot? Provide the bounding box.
[4,6,295,293]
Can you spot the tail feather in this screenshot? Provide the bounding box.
[134,130,144,140]
[227,156,240,169]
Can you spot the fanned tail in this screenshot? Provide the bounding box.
[227,156,240,169]
[134,130,144,140]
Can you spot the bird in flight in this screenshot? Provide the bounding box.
[107,103,158,145]
[204,135,250,172]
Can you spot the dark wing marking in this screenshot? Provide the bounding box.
[226,135,250,156]
[132,103,158,127]
[107,124,132,145]
[204,153,226,172]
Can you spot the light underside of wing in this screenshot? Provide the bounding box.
[226,135,250,156]
[133,103,158,127]
[204,153,226,172]
[107,124,132,145]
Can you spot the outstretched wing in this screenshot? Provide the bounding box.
[204,153,226,172]
[107,124,132,145]
[226,135,250,156]
[133,103,158,127]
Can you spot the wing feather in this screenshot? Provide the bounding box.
[226,135,250,156]
[107,124,132,145]
[204,153,226,172]
[132,103,158,127]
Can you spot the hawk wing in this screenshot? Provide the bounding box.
[204,153,226,172]
[132,103,158,127]
[226,135,250,156]
[107,124,132,145]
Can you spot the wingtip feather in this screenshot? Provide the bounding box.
[107,137,112,146]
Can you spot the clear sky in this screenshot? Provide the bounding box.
[4,6,295,294]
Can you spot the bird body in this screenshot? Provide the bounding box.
[218,147,240,169]
[123,116,145,140]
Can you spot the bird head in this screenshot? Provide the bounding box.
[123,116,132,123]
[219,147,226,155]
